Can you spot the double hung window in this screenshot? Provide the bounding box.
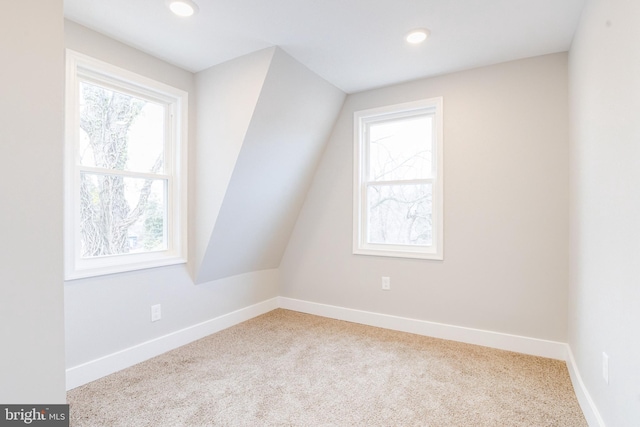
[353,98,443,259]
[65,50,188,279]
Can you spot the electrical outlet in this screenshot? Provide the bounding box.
[151,304,161,322]
[602,352,609,384]
[381,276,391,291]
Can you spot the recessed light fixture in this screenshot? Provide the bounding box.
[406,28,430,44]
[166,0,199,17]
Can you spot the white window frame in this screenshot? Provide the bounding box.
[64,50,188,280]
[353,97,443,260]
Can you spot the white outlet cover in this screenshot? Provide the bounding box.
[382,277,391,290]
[151,304,161,322]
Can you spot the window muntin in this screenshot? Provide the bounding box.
[353,98,443,259]
[65,50,188,279]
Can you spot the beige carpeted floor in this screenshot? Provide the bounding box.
[67,309,587,426]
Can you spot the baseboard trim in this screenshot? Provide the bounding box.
[67,295,603,427]
[566,347,606,427]
[66,297,279,390]
[281,297,607,425]
[279,297,567,360]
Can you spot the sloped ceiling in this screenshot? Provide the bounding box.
[195,48,345,283]
[64,0,587,94]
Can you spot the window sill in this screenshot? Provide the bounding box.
[64,253,187,281]
[353,246,443,261]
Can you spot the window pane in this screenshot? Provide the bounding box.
[79,81,165,174]
[368,115,432,181]
[80,173,167,257]
[367,183,432,246]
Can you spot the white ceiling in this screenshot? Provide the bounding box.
[64,0,586,93]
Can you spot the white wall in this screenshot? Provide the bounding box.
[64,22,279,374]
[194,48,275,280]
[281,53,570,342]
[569,0,640,425]
[200,48,345,281]
[0,0,67,403]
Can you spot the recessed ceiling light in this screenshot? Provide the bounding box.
[167,0,199,17]
[406,29,430,44]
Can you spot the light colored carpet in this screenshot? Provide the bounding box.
[67,309,587,426]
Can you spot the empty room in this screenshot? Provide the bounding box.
[1,0,638,426]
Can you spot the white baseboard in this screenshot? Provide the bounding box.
[566,347,606,427]
[66,295,603,427]
[66,297,279,390]
[278,297,568,360]
[279,298,609,425]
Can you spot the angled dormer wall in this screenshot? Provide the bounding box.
[193,47,276,279]
[195,48,345,283]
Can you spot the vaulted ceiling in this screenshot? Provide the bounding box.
[64,0,586,93]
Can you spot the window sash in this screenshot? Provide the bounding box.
[77,172,170,259]
[76,77,174,176]
[363,181,433,247]
[363,113,436,181]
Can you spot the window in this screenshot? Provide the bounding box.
[65,50,188,279]
[353,98,443,260]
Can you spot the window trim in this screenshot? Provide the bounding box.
[64,50,188,280]
[353,97,444,260]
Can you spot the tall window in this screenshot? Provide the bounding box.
[353,98,443,260]
[65,50,188,279]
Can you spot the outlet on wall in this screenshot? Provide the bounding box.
[151,304,162,322]
[381,276,391,291]
[602,352,609,384]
